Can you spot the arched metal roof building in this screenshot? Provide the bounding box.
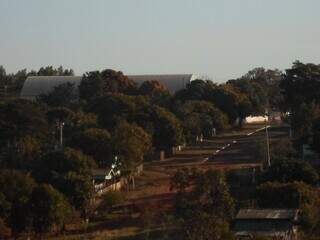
[20,76,82,99]
[20,74,197,99]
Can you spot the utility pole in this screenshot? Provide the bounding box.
[265,111,271,167]
[59,121,65,149]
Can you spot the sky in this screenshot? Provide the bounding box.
[1,0,320,82]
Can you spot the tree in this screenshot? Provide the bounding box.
[33,148,95,217]
[29,184,72,236]
[207,84,252,126]
[227,78,267,115]
[61,172,93,218]
[33,147,95,183]
[151,106,185,149]
[174,79,211,102]
[37,82,77,107]
[139,80,169,96]
[261,159,319,185]
[0,99,48,145]
[1,135,41,170]
[138,80,171,107]
[171,169,235,239]
[231,67,283,110]
[87,94,138,130]
[177,100,228,142]
[0,170,36,237]
[256,181,316,209]
[112,121,151,189]
[79,69,137,102]
[70,128,112,167]
[281,61,320,111]
[37,66,74,76]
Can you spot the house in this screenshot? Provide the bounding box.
[92,168,121,194]
[234,209,299,240]
[20,74,197,99]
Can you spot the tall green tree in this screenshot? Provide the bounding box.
[0,170,36,237]
[37,82,77,107]
[261,159,319,186]
[112,121,151,189]
[79,69,137,102]
[70,128,112,167]
[0,99,48,144]
[151,106,185,149]
[29,184,72,236]
[281,61,320,111]
[177,100,228,142]
[171,169,235,240]
[33,148,96,216]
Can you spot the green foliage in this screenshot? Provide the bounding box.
[88,94,184,149]
[252,140,267,163]
[79,69,137,102]
[0,99,48,144]
[269,137,296,162]
[181,212,235,240]
[30,184,72,234]
[256,181,320,236]
[1,135,41,170]
[60,172,93,217]
[256,181,317,208]
[102,192,125,208]
[281,61,320,146]
[290,103,320,141]
[0,170,36,235]
[174,80,254,126]
[229,67,283,111]
[32,148,95,216]
[34,148,96,182]
[281,61,320,110]
[139,80,169,97]
[261,159,319,185]
[152,106,185,149]
[177,100,228,142]
[70,128,112,167]
[139,80,171,107]
[171,169,235,239]
[113,121,151,173]
[37,66,74,76]
[88,94,139,130]
[37,82,77,107]
[227,78,267,115]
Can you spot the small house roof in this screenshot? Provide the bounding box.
[92,168,113,181]
[236,209,299,221]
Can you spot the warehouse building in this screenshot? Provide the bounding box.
[20,74,196,99]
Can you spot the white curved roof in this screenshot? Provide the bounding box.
[20,74,196,99]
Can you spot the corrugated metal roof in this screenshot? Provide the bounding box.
[20,76,82,99]
[20,74,196,99]
[236,209,299,220]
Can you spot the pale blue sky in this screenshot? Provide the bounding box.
[1,0,320,81]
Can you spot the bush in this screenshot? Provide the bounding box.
[102,192,125,208]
